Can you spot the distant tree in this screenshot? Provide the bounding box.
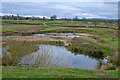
[82,17,88,24]
[53,15,57,20]
[17,14,20,24]
[92,19,100,27]
[73,16,79,21]
[51,15,57,20]
[43,17,46,20]
[26,17,31,20]
[11,15,14,20]
[17,14,20,20]
[50,16,52,20]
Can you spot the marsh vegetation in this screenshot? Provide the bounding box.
[2,41,106,70]
[1,20,118,71]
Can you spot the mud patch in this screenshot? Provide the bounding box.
[69,29,86,32]
[2,36,70,46]
[107,31,117,35]
[46,70,61,74]
[72,37,87,45]
[1,32,19,35]
[18,27,43,33]
[2,68,19,72]
[94,73,113,78]
[74,33,92,37]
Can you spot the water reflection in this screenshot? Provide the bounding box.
[2,42,106,70]
[0,33,87,38]
[19,45,63,68]
[2,41,39,66]
[32,33,86,38]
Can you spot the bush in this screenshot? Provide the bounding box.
[108,52,119,66]
[66,44,104,58]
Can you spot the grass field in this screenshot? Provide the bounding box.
[2,20,117,33]
[1,19,119,78]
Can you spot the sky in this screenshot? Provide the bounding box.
[2,2,118,19]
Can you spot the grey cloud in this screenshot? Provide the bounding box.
[2,2,118,19]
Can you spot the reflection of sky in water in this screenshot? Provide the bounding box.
[44,45,98,69]
[20,44,99,70]
[0,33,87,38]
[2,44,11,58]
[1,43,108,70]
[32,33,86,38]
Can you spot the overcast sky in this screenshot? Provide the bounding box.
[2,2,118,19]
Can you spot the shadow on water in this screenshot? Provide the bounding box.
[1,41,107,70]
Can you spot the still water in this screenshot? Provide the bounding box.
[2,42,106,70]
[0,33,86,38]
[32,33,86,38]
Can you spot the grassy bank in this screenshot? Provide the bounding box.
[2,66,118,78]
[32,41,64,46]
[65,27,118,57]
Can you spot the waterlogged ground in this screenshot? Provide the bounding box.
[1,41,107,70]
[1,20,118,78]
[0,33,90,38]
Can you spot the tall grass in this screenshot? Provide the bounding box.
[2,41,39,66]
[2,41,63,68]
[99,52,119,70]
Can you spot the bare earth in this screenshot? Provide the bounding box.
[1,33,94,46]
[2,36,71,46]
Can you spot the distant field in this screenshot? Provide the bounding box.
[2,19,117,33]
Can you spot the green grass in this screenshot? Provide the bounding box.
[41,27,64,32]
[67,28,118,57]
[32,40,64,46]
[2,66,118,78]
[2,19,117,33]
[2,25,43,32]
[66,28,117,57]
[1,19,119,78]
[2,21,118,57]
[66,36,118,58]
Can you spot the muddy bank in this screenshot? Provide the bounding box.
[69,29,86,32]
[2,36,71,47]
[45,33,93,37]
[1,32,33,36]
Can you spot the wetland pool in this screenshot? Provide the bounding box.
[1,42,107,70]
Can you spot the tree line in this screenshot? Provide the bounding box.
[1,14,117,25]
